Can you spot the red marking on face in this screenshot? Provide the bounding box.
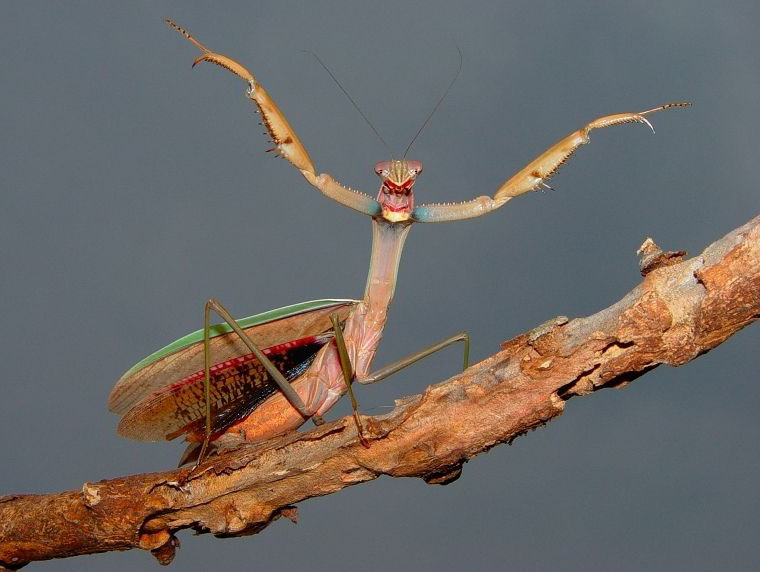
[378,183,414,214]
[383,179,412,192]
[374,160,422,218]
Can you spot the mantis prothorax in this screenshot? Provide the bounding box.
[108,20,690,467]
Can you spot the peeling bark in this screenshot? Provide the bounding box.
[1,215,759,569]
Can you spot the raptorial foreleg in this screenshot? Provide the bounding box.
[412,102,690,223]
[167,20,380,217]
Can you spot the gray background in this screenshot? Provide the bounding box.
[1,1,758,570]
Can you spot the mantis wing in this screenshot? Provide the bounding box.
[108,299,358,438]
[117,331,332,442]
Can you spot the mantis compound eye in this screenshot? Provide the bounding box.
[406,160,423,177]
[374,161,391,177]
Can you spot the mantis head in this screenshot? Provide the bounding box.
[375,159,422,222]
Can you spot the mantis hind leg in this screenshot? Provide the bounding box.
[193,298,315,468]
[358,332,470,386]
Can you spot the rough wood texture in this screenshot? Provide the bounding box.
[2,215,759,569]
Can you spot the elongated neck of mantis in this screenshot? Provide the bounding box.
[336,218,412,381]
[363,219,412,312]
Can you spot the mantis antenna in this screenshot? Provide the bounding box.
[306,47,463,159]
[303,50,393,157]
[403,46,463,158]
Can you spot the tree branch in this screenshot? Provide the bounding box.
[2,215,759,569]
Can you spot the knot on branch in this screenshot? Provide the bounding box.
[637,237,687,276]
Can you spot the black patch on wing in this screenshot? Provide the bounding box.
[170,340,325,440]
[207,350,318,437]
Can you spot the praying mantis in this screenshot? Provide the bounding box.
[107,20,689,467]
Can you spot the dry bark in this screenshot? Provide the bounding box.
[2,214,759,569]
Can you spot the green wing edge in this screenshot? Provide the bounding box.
[123,298,358,378]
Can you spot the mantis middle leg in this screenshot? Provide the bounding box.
[358,332,470,386]
[329,313,469,444]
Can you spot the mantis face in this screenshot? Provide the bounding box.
[375,159,422,223]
